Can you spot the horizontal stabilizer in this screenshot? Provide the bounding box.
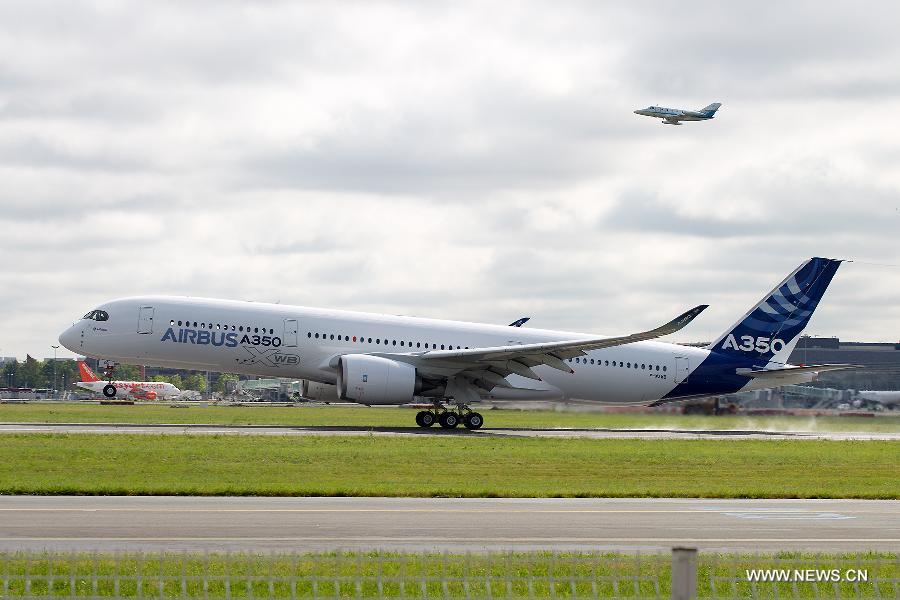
[735,364,861,379]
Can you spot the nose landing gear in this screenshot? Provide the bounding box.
[101,362,118,398]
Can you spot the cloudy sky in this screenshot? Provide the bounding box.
[2,1,899,359]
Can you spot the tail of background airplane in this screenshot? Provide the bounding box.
[700,102,721,117]
[708,257,842,366]
[78,361,100,382]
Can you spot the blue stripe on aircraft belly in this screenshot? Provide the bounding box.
[662,352,761,400]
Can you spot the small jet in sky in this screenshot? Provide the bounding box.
[634,102,721,125]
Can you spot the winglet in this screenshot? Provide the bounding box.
[649,305,709,337]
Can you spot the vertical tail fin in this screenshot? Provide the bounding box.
[708,257,842,366]
[700,102,721,116]
[78,361,100,382]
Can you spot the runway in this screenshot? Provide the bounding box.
[0,497,896,553]
[1,422,898,440]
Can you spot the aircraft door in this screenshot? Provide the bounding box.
[283,319,299,347]
[674,356,690,384]
[137,306,154,334]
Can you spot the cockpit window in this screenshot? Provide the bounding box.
[82,310,109,321]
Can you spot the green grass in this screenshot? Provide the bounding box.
[2,402,899,432]
[0,434,896,498]
[0,551,895,598]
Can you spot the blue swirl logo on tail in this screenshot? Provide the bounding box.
[709,257,842,364]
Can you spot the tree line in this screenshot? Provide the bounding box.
[1,357,238,393]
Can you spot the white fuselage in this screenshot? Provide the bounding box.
[633,106,715,123]
[59,296,813,406]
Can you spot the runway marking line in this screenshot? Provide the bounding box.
[0,508,890,514]
[0,537,896,543]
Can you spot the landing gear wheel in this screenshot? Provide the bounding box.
[463,412,484,430]
[438,412,459,429]
[415,411,435,428]
[102,384,117,398]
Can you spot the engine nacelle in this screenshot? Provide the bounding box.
[337,355,419,405]
[300,380,339,402]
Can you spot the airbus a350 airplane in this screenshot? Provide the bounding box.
[59,258,850,429]
[75,360,182,400]
[634,102,721,125]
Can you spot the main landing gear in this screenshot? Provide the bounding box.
[415,407,484,430]
[101,362,118,398]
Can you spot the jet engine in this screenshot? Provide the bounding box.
[337,355,420,405]
[300,380,339,402]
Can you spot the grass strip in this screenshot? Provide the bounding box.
[1,403,898,432]
[0,551,894,598]
[0,434,896,498]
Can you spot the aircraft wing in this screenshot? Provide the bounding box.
[736,364,861,379]
[371,305,708,383]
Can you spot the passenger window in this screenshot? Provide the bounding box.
[663,366,667,372]
[641,364,645,370]
[308,332,312,338]
[627,362,631,368]
[315,333,319,339]
[178,321,183,326]
[400,341,405,347]
[416,343,421,348]
[330,334,335,340]
[170,320,175,326]
[590,359,595,365]
[239,326,244,332]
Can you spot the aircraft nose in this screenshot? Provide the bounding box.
[58,325,79,353]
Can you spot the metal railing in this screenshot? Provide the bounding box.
[0,548,895,598]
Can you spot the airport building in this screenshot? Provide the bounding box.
[789,336,900,390]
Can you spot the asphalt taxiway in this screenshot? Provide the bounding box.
[1,422,898,440]
[0,497,896,553]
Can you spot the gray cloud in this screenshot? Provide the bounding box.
[1,0,899,358]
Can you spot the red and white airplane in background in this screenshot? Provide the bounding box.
[76,362,181,400]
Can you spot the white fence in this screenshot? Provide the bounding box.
[0,548,895,598]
